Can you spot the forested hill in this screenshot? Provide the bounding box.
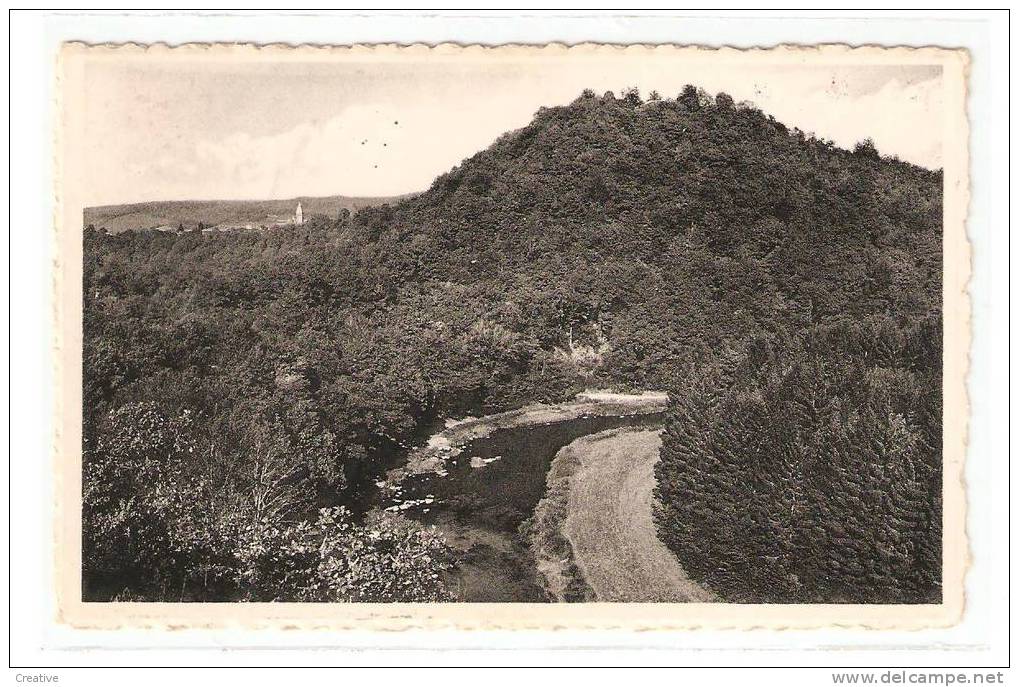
[365,88,935,255]
[353,87,940,345]
[83,86,942,603]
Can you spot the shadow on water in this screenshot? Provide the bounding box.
[368,410,665,602]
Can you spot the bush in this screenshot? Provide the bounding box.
[82,402,240,600]
[84,403,457,602]
[234,507,456,602]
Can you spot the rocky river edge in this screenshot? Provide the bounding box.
[376,390,670,506]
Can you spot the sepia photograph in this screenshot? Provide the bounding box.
[54,41,969,630]
[7,5,1012,678]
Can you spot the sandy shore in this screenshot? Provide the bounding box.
[533,427,714,603]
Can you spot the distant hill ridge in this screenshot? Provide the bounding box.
[84,194,413,233]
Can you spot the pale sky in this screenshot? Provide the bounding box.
[76,53,943,206]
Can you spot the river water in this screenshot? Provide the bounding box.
[366,410,665,602]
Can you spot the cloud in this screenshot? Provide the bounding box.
[187,98,538,199]
[82,62,945,204]
[757,74,942,168]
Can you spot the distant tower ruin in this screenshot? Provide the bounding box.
[294,202,304,226]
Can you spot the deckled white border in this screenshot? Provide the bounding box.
[52,41,969,634]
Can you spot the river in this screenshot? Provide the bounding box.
[361,402,666,602]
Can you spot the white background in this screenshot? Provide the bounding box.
[5,7,1012,681]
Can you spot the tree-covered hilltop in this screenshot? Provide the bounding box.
[82,86,942,602]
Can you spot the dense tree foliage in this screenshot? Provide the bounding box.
[233,507,456,602]
[83,86,941,602]
[655,316,942,602]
